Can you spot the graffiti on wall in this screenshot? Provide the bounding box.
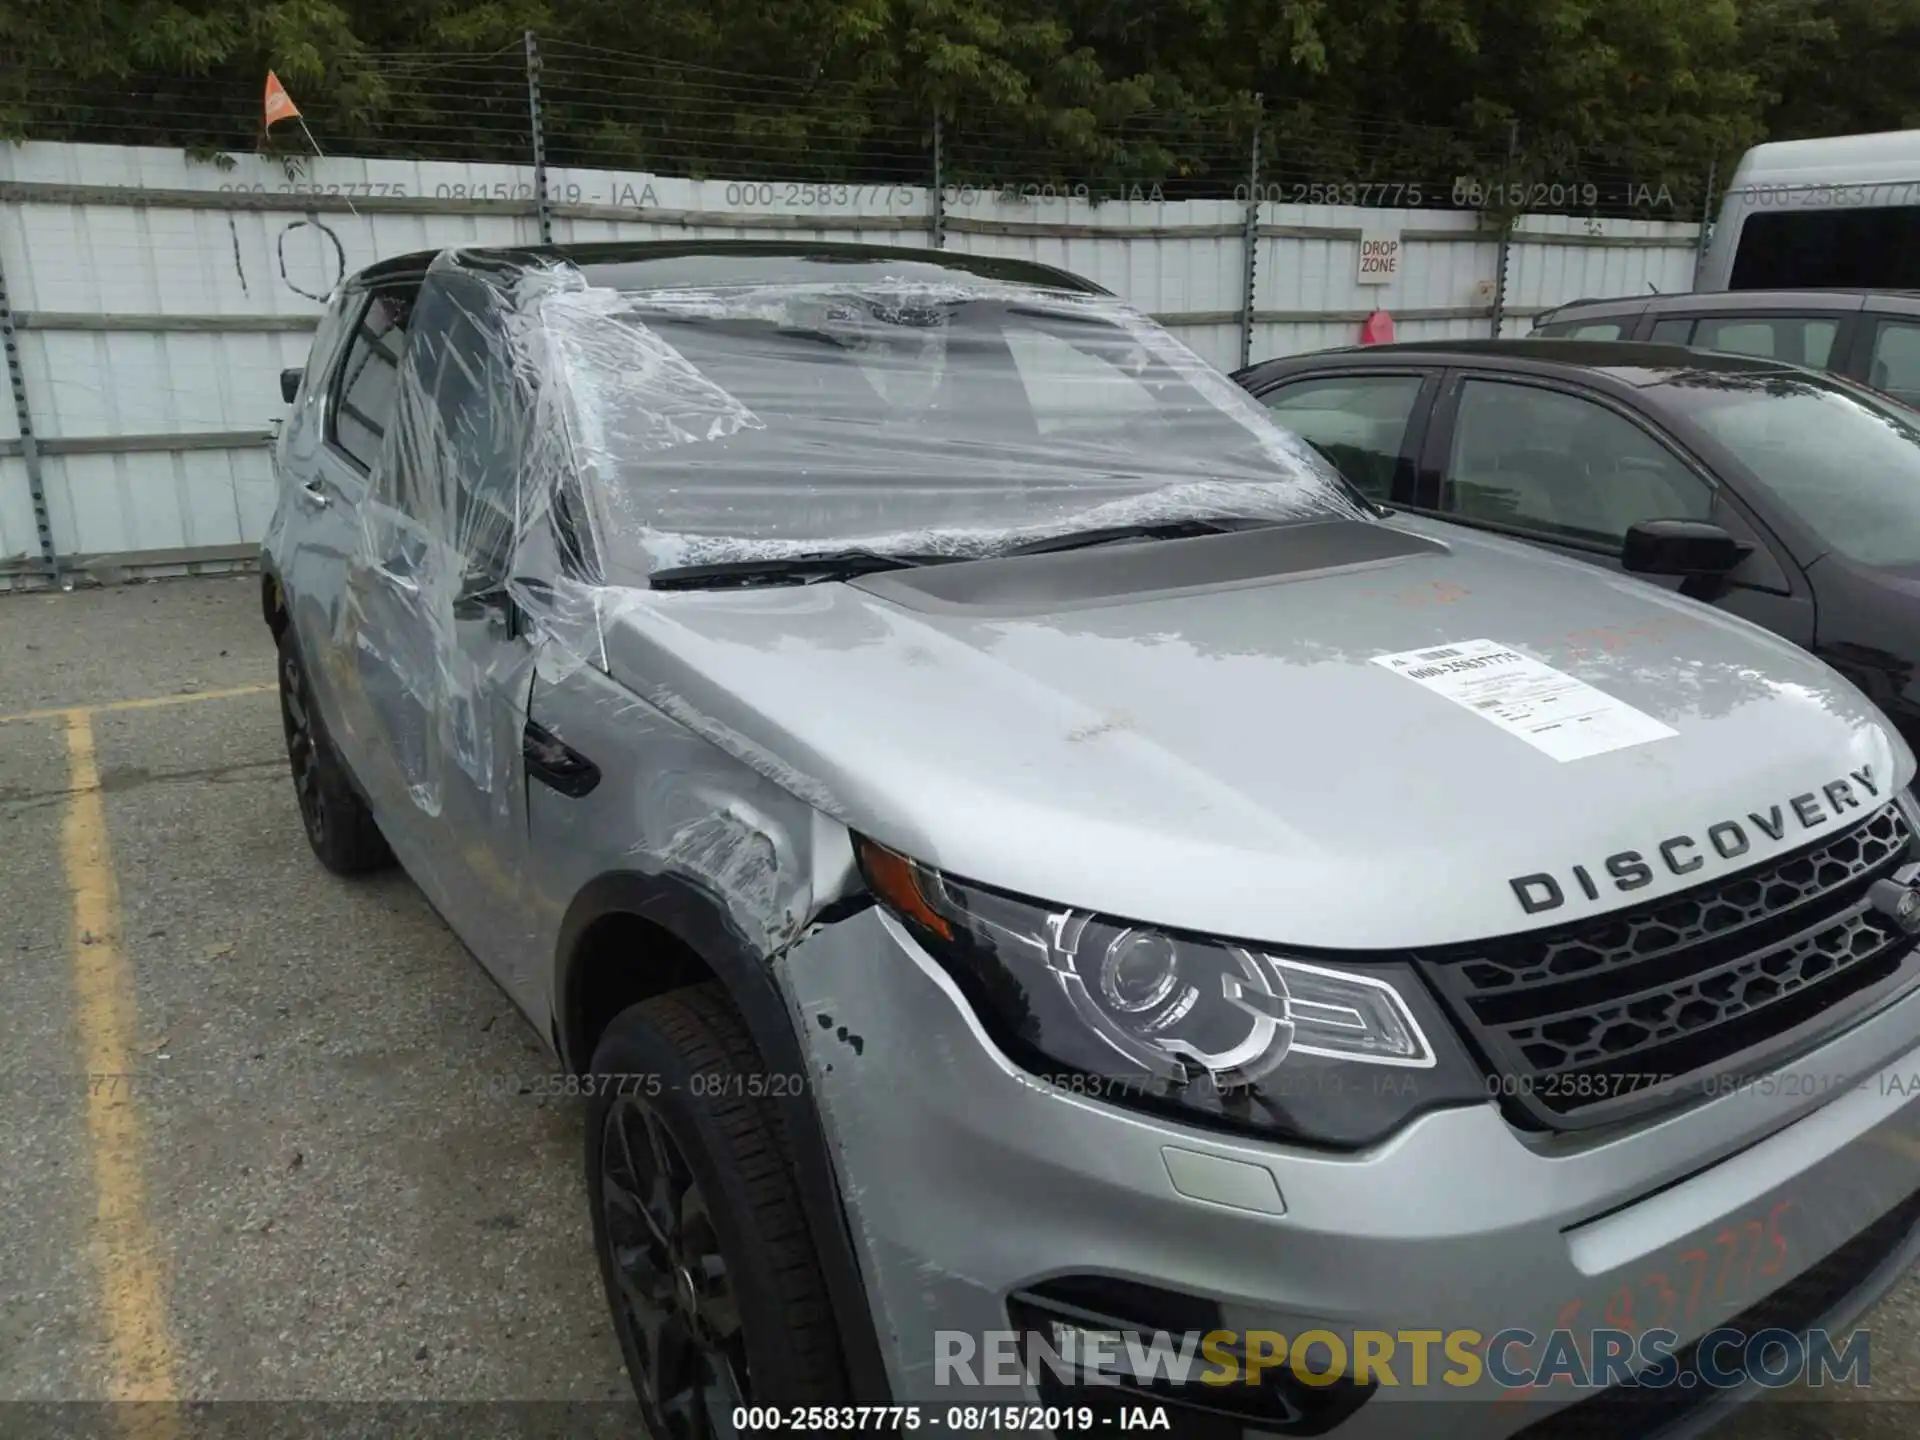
[276,216,349,301]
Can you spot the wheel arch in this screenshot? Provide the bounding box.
[555,868,894,1405]
[261,559,289,638]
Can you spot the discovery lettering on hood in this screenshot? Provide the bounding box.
[1508,765,1884,915]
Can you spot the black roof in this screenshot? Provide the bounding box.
[352,239,1110,298]
[1250,337,1802,379]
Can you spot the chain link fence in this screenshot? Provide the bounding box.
[3,37,1721,223]
[0,36,1717,588]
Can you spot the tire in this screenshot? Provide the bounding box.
[586,984,848,1433]
[276,628,393,876]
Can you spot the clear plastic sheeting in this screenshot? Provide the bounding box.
[537,275,1360,574]
[266,246,1364,950]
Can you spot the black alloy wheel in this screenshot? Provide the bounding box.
[585,987,849,1430]
[599,1094,747,1438]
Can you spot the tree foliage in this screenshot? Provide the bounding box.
[3,0,1917,212]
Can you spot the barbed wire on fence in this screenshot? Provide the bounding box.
[0,39,1716,221]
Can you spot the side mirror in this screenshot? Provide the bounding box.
[280,368,303,404]
[452,584,516,634]
[1621,519,1751,578]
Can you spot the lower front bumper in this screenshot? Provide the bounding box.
[781,907,1920,1439]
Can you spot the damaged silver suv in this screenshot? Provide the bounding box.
[264,240,1920,1439]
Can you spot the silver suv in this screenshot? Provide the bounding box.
[264,241,1920,1438]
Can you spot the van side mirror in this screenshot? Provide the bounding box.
[280,368,303,404]
[1621,519,1751,578]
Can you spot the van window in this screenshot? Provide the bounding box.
[1730,208,1920,290]
[1692,316,1840,369]
[1649,318,1695,344]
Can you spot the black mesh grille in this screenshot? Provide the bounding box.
[1509,1184,1920,1439]
[1420,803,1919,1129]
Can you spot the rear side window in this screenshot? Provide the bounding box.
[298,294,358,405]
[329,291,414,472]
[1649,318,1695,344]
[1259,374,1424,501]
[1731,208,1920,290]
[1868,320,1920,407]
[1533,320,1627,340]
[1692,315,1839,369]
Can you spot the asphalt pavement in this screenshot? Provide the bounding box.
[0,576,630,1438]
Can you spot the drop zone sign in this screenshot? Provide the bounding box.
[1358,232,1400,284]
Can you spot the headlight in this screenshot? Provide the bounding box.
[856,839,1489,1147]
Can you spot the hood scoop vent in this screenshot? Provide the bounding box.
[854,518,1448,617]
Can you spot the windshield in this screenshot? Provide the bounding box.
[1657,373,1920,568]
[532,281,1360,576]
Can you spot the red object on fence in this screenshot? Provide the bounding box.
[264,72,303,130]
[1360,310,1396,345]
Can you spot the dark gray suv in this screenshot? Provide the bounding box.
[1529,289,1920,407]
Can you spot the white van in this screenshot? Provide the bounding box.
[1698,129,1920,291]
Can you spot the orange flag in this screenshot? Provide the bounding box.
[264,72,302,130]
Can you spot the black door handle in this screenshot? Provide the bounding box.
[524,719,601,797]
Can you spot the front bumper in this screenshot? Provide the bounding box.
[781,906,1920,1439]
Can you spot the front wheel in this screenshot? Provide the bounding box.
[586,984,848,1434]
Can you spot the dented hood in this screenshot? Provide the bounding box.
[595,515,1912,949]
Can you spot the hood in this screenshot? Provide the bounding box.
[595,515,1913,949]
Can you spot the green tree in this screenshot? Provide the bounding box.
[1,0,1915,212]
[1742,0,1920,138]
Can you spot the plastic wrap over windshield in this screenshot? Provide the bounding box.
[536,277,1362,574]
[275,251,1364,950]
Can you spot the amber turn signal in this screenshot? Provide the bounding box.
[855,837,953,940]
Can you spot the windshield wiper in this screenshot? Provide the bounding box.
[649,517,1293,589]
[999,516,1279,558]
[647,549,959,591]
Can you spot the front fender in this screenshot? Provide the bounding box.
[554,868,894,1406]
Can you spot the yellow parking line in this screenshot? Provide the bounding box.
[0,682,273,727]
[61,710,183,1431]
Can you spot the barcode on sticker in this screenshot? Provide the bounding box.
[1414,646,1464,661]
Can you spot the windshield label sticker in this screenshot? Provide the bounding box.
[1372,638,1678,762]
